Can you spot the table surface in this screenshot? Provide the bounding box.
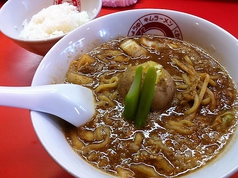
[0,0,238,177]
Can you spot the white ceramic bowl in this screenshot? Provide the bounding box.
[0,0,102,56]
[31,9,238,177]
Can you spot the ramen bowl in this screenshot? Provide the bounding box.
[0,0,102,56]
[31,9,238,177]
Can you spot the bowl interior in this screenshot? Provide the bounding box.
[0,0,53,39]
[31,9,238,178]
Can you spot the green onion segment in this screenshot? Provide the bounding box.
[123,65,157,127]
[123,66,143,121]
[135,67,157,127]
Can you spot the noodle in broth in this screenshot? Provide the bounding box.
[62,35,238,177]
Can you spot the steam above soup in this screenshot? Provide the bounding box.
[63,35,238,177]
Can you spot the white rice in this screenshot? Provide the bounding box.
[19,3,90,40]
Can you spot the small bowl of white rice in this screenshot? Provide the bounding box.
[0,0,102,55]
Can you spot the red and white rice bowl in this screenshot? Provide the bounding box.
[31,9,238,177]
[0,0,102,55]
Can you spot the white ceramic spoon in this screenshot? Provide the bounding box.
[0,84,95,127]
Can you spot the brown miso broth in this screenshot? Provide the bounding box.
[62,35,238,177]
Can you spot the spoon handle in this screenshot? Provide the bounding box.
[0,85,59,111]
[0,84,95,126]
